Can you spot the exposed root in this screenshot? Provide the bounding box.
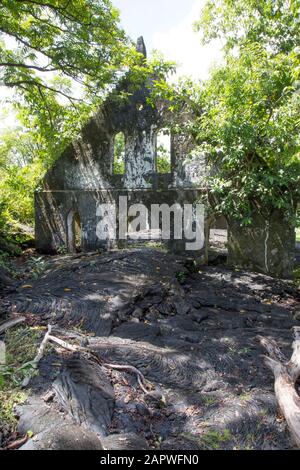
[43,325,152,395]
[0,317,26,335]
[4,434,28,450]
[21,324,52,387]
[258,327,300,448]
[102,363,150,395]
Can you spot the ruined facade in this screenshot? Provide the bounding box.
[35,38,206,256]
[35,37,295,278]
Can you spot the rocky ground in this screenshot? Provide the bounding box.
[0,247,300,450]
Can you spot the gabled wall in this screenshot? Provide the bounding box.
[35,39,208,255]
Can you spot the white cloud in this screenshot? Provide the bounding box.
[152,0,223,80]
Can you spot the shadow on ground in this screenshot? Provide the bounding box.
[1,248,300,450]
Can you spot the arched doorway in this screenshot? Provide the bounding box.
[67,210,82,253]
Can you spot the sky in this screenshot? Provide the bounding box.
[0,0,223,129]
[113,0,223,80]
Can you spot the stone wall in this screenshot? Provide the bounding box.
[36,38,208,256]
[35,188,204,255]
[35,37,295,278]
[227,210,295,279]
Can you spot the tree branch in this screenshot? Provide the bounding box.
[4,79,83,104]
[0,27,105,91]
[258,332,300,447]
[14,0,94,27]
[0,62,57,72]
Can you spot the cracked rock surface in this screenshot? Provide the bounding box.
[2,249,300,450]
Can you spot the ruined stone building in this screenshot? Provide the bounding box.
[35,38,207,256]
[35,37,295,278]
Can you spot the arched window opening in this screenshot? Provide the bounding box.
[67,210,82,253]
[156,129,171,173]
[113,132,125,174]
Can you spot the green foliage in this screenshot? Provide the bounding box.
[0,325,44,433]
[0,128,43,243]
[196,0,300,54]
[197,47,300,223]
[157,154,171,174]
[156,129,171,173]
[0,0,134,102]
[113,121,174,176]
[113,132,125,174]
[199,429,232,449]
[191,0,300,225]
[176,270,187,284]
[0,388,27,429]
[181,429,232,450]
[3,326,43,385]
[0,3,175,250]
[0,104,98,245]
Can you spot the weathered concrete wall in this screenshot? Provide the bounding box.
[172,134,208,188]
[42,102,202,194]
[36,38,207,256]
[35,188,205,255]
[124,127,157,189]
[227,210,295,279]
[37,37,296,280]
[42,88,161,192]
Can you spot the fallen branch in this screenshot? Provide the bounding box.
[4,434,28,450]
[18,324,152,394]
[22,325,52,387]
[0,317,26,335]
[102,363,150,395]
[48,334,80,353]
[46,329,151,395]
[258,327,300,448]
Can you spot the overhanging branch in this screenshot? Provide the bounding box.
[4,79,83,104]
[0,62,57,72]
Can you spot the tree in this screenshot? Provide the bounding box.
[0,1,150,168]
[195,44,300,225]
[191,0,300,277]
[0,1,134,242]
[0,128,43,244]
[196,0,300,54]
[193,0,300,225]
[0,0,135,103]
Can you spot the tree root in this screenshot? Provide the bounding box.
[0,317,26,335]
[22,324,151,395]
[101,363,150,395]
[258,327,300,448]
[21,324,53,387]
[4,434,28,450]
